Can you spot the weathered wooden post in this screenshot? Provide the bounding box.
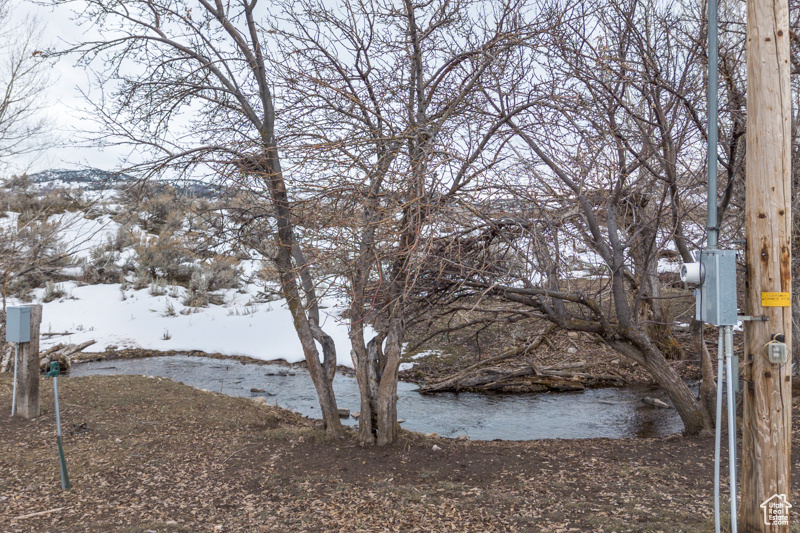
[13,305,42,419]
[741,0,792,526]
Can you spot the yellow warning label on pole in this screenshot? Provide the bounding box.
[761,292,791,307]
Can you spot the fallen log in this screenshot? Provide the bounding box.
[542,361,587,371]
[1,339,98,373]
[538,369,627,384]
[39,340,96,372]
[420,359,624,393]
[419,364,534,393]
[478,376,585,393]
[642,397,672,409]
[455,365,534,389]
[40,344,66,357]
[418,324,557,393]
[419,363,589,393]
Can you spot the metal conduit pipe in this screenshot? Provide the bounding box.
[714,329,723,533]
[724,326,738,533]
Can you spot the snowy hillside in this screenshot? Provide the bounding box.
[3,169,360,367]
[32,281,355,366]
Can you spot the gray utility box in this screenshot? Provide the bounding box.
[6,306,31,343]
[697,249,738,326]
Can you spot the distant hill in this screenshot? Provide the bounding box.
[26,168,222,197]
[27,168,135,190]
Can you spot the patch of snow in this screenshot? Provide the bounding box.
[29,281,361,367]
[657,257,681,273]
[52,213,122,260]
[0,212,19,231]
[411,350,442,359]
[59,266,85,278]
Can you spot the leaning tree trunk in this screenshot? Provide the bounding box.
[608,327,706,435]
[257,145,343,435]
[284,287,342,434]
[604,201,706,435]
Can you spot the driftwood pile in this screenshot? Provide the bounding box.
[418,328,626,394]
[0,340,96,374]
[39,340,96,372]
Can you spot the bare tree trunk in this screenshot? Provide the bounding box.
[693,319,716,430]
[349,322,375,445]
[349,325,387,446]
[376,318,403,446]
[346,148,394,446]
[285,291,342,434]
[607,330,706,435]
[258,147,343,436]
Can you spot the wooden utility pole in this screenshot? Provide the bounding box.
[741,0,792,526]
[14,305,42,419]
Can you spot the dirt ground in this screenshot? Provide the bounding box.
[2,372,799,532]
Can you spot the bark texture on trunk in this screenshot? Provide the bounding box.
[249,146,342,435]
[606,327,705,436]
[693,319,716,431]
[376,318,403,446]
[16,305,42,420]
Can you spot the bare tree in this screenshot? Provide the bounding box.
[418,0,717,435]
[269,0,541,445]
[58,0,344,434]
[0,1,52,173]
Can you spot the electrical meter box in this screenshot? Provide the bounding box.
[768,342,789,365]
[697,249,738,326]
[6,306,31,343]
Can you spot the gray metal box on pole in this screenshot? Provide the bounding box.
[6,306,31,343]
[698,249,738,326]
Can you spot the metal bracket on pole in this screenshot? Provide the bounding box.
[737,315,769,322]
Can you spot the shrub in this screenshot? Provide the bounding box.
[203,255,241,291]
[149,277,167,296]
[0,218,70,299]
[183,270,209,307]
[135,231,196,283]
[0,180,86,224]
[42,281,66,303]
[85,247,123,284]
[118,182,189,235]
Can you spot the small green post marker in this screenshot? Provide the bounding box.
[46,361,70,490]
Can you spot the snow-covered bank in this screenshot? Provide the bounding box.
[29,281,358,367]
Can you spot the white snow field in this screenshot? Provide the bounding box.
[30,281,358,367]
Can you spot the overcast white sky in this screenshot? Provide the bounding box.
[11,0,290,177]
[9,1,127,175]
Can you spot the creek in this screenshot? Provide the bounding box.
[69,354,684,440]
